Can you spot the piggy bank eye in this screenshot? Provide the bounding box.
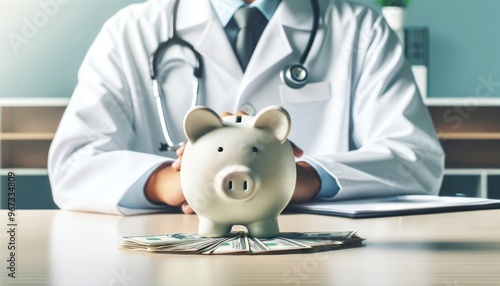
[218,147,224,152]
[251,146,258,153]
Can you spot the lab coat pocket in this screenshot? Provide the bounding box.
[279,81,331,104]
[278,80,349,153]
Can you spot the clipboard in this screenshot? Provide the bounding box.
[287,195,500,218]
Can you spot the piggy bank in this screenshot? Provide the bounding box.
[180,105,296,238]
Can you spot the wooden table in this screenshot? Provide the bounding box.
[1,210,500,285]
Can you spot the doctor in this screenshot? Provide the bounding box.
[48,0,444,215]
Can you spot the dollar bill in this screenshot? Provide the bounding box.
[120,231,365,255]
[277,231,364,250]
[146,238,230,253]
[248,237,269,253]
[206,233,250,255]
[251,237,311,254]
[123,233,202,246]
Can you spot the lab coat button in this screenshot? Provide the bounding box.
[240,103,255,115]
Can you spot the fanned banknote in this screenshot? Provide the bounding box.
[120,231,365,255]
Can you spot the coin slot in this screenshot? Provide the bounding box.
[243,181,248,191]
[229,180,233,190]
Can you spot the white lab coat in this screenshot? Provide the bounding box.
[48,0,444,215]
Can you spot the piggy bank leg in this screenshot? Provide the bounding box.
[246,218,279,238]
[198,217,232,237]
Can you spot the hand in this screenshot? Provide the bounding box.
[144,158,197,214]
[288,142,321,203]
[144,162,185,208]
[170,144,196,214]
[291,161,321,203]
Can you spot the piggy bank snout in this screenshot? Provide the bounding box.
[216,165,256,200]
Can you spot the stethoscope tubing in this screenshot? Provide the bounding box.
[299,0,319,65]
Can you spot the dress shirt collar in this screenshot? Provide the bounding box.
[209,0,281,27]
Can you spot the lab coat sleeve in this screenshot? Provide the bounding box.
[48,16,175,215]
[308,14,444,200]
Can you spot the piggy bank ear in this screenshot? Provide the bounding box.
[184,106,224,142]
[252,106,291,144]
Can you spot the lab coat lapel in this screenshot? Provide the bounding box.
[175,0,317,102]
[238,0,315,99]
[176,0,243,81]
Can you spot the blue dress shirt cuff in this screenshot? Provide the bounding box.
[302,159,340,200]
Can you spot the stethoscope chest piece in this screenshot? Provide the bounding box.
[280,64,309,89]
[279,0,319,89]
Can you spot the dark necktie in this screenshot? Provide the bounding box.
[232,6,268,71]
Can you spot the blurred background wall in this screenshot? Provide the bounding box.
[354,0,500,99]
[0,0,146,99]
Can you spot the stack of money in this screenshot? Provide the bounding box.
[120,231,365,254]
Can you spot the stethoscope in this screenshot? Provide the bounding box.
[150,0,319,152]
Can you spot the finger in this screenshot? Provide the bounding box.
[172,157,181,171]
[176,143,186,156]
[221,111,248,117]
[172,142,186,171]
[181,201,195,214]
[290,141,304,157]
